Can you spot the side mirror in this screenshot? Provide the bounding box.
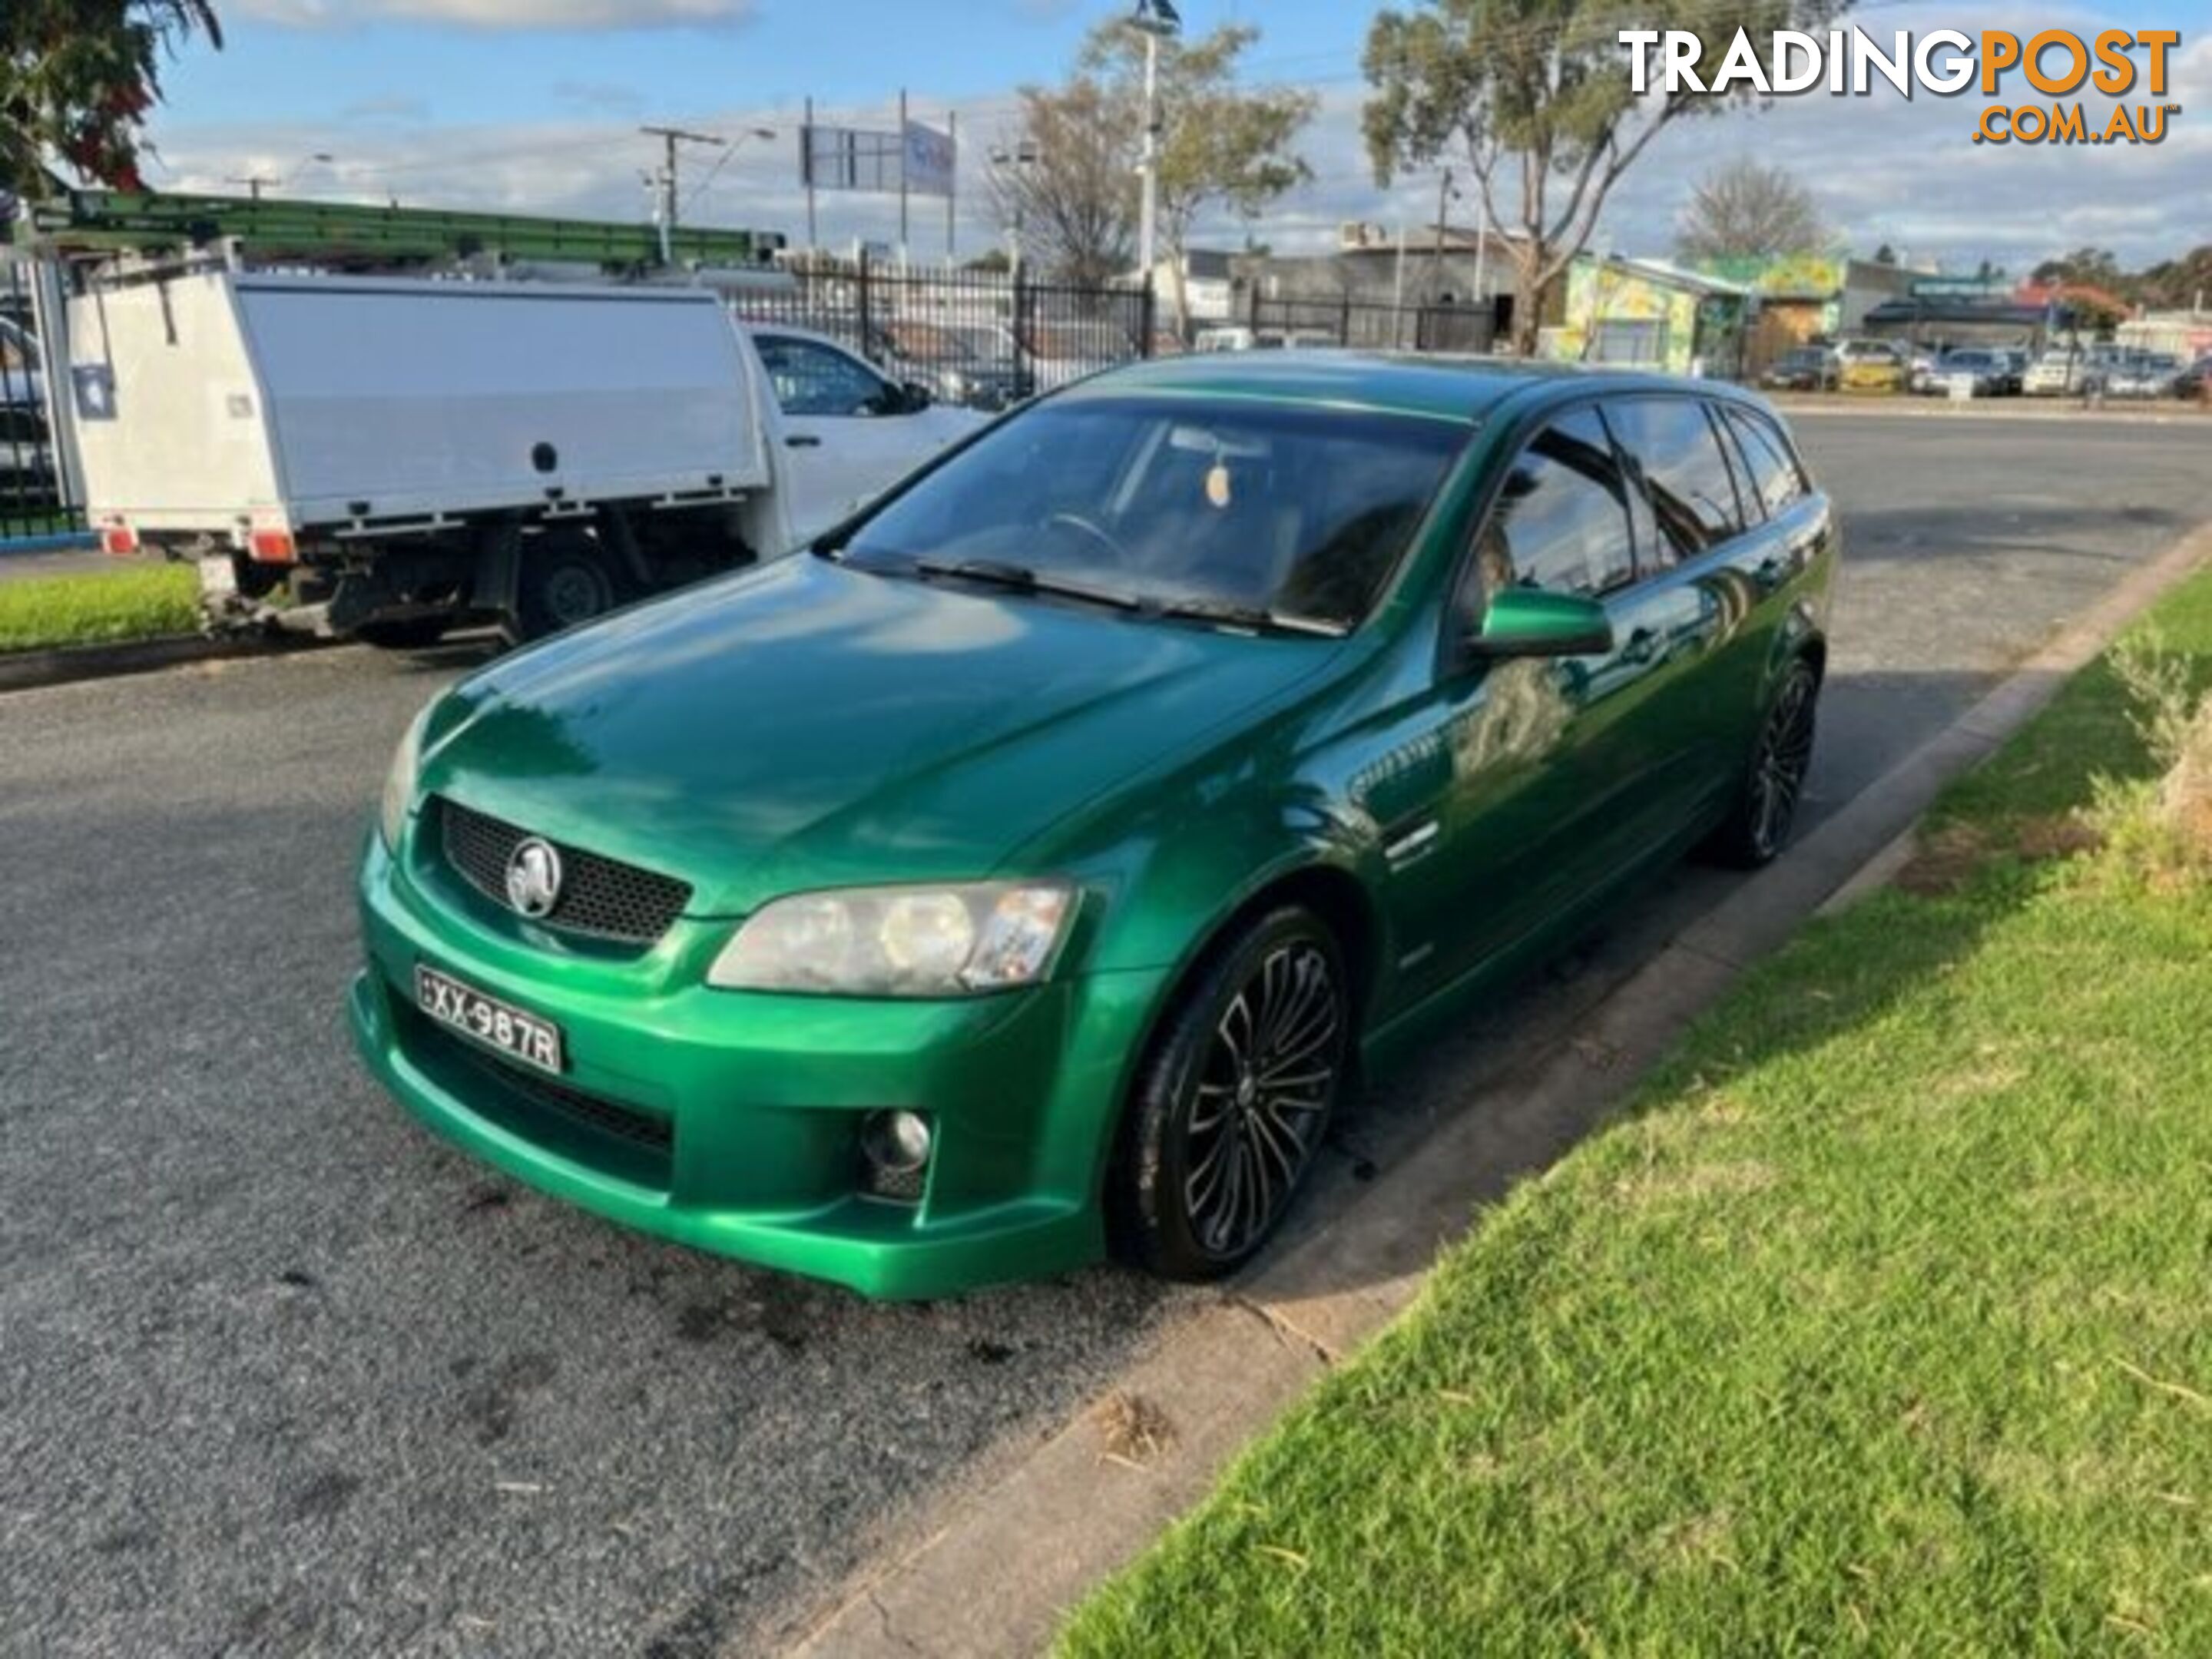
[1465,588,1614,660]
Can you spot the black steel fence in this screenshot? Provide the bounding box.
[1241,292,1498,356]
[720,256,1508,414]
[723,256,1159,412]
[1,257,72,544]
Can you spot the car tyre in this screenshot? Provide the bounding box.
[515,535,619,642]
[1112,906,1352,1282]
[1708,657,1821,869]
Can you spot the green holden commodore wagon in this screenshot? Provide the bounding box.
[353,354,1836,1300]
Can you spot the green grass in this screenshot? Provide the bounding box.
[0,563,199,653]
[1061,571,2212,1658]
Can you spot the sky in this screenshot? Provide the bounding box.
[134,0,2212,276]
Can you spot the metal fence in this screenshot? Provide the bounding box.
[1240,293,1498,356]
[724,257,1161,412]
[1,256,77,545]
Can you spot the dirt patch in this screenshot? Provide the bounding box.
[1094,1390,1176,1468]
[1896,824,1989,896]
[2013,813,2104,863]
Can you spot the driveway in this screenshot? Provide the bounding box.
[4,413,2210,1657]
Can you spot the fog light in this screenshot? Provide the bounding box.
[859,1110,933,1202]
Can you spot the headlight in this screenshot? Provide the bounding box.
[378,705,431,850]
[708,881,1076,997]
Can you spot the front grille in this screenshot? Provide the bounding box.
[410,1012,674,1156]
[436,797,692,945]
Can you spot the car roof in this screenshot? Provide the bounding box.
[1064,350,1735,425]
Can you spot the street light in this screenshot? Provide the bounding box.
[1128,0,1182,283]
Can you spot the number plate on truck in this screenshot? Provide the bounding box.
[415,965,566,1076]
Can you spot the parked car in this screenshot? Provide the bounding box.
[353,356,1839,1298]
[2023,349,2085,396]
[877,320,1024,412]
[2101,351,2183,399]
[2174,355,2212,400]
[1997,349,2030,395]
[1761,346,1839,392]
[1930,349,2008,397]
[1834,339,1906,393]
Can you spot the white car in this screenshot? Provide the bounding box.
[2023,350,2083,396]
[746,326,989,539]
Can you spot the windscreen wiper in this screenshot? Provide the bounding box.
[913,558,1141,614]
[1136,594,1351,639]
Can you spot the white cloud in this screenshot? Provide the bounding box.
[230,0,756,29]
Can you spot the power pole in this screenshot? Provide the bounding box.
[227,176,276,202]
[641,125,725,266]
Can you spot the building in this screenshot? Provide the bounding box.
[1551,256,1753,376]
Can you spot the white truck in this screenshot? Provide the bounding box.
[65,267,982,645]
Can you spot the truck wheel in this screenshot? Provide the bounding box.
[515,538,618,641]
[356,619,450,651]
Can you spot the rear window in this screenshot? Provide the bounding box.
[1606,397,1746,561]
[1721,407,1808,520]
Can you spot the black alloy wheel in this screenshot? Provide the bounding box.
[1711,657,1820,868]
[1116,908,1351,1280]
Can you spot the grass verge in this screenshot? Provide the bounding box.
[1061,571,2212,1657]
[0,563,199,653]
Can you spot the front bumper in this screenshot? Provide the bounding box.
[351,834,1171,1300]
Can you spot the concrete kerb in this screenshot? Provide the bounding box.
[0,632,333,696]
[790,516,2212,1659]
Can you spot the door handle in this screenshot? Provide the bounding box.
[786,435,823,449]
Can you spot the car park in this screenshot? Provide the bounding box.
[1761,345,1839,392]
[353,354,1838,1300]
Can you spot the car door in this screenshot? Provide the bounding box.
[1598,395,1767,827]
[750,333,928,541]
[1372,404,1696,995]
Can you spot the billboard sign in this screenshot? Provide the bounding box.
[801,122,956,199]
[903,123,956,200]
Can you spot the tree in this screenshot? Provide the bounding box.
[1674,158,1824,264]
[1078,22,1314,327]
[1873,243,1898,265]
[1364,0,1850,355]
[987,79,1138,288]
[2,2,222,197]
[992,19,1314,319]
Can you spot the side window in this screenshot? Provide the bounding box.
[753,336,892,418]
[1723,406,1809,520]
[1464,407,1634,614]
[1608,397,1746,561]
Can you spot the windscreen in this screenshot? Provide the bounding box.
[843,396,1469,629]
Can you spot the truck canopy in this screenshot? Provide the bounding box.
[70,270,775,541]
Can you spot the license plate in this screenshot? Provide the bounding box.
[415,965,566,1076]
